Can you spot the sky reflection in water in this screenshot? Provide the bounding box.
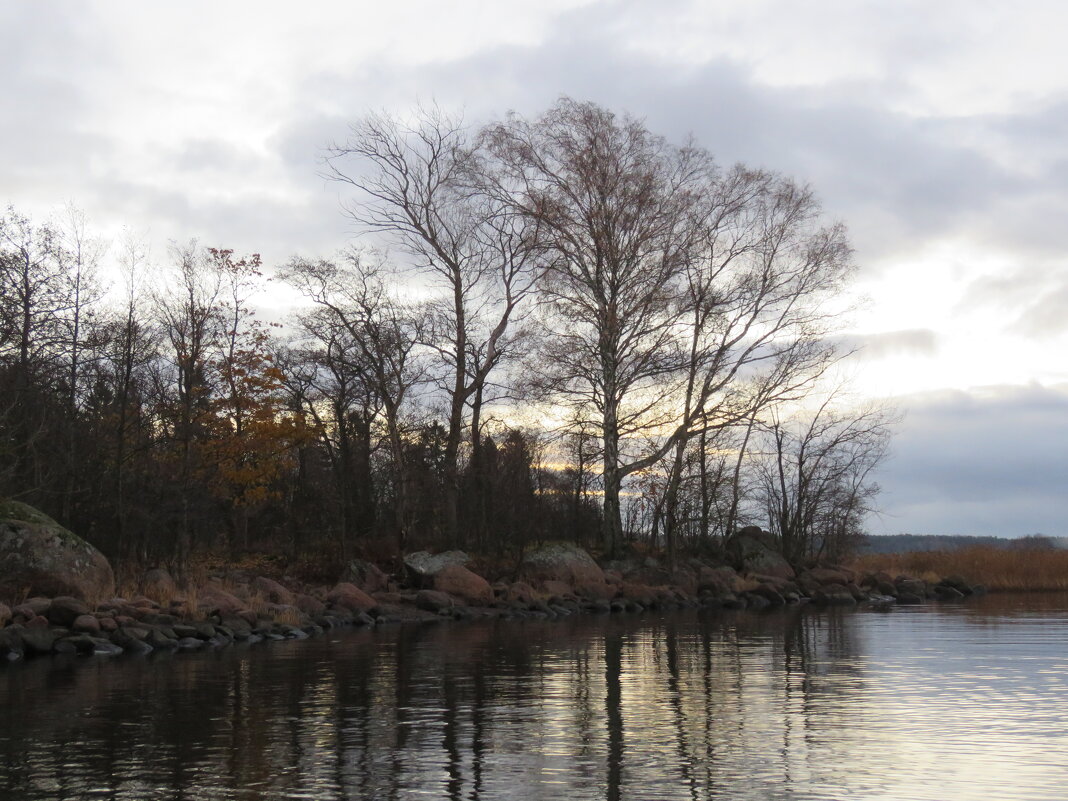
[2,595,1068,800]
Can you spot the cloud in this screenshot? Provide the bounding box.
[837,328,939,359]
[871,383,1068,536]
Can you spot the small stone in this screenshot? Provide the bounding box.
[71,614,101,634]
[55,634,97,654]
[146,629,179,649]
[193,621,216,639]
[90,638,123,656]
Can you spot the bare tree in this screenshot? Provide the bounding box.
[155,241,223,564]
[483,98,711,555]
[754,392,896,564]
[57,204,107,520]
[105,230,158,560]
[0,206,72,497]
[484,98,854,558]
[282,252,427,556]
[323,107,540,543]
[658,168,852,562]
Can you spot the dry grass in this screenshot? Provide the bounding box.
[274,606,304,626]
[851,546,1068,592]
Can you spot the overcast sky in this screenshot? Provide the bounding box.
[4,0,1067,537]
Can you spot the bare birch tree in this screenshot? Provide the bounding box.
[323,107,540,544]
[483,98,854,557]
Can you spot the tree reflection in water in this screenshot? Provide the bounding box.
[4,597,1068,800]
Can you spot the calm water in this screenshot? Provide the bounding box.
[2,595,1068,800]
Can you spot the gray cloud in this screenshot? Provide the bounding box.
[838,328,939,359]
[872,384,1068,536]
[6,0,1068,543]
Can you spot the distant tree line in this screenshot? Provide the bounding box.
[0,99,894,572]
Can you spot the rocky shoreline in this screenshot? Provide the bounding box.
[0,534,986,665]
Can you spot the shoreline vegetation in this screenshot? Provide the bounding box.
[7,506,1047,666]
[852,545,1068,593]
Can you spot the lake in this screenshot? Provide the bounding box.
[2,594,1067,800]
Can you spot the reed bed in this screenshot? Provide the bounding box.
[852,545,1068,592]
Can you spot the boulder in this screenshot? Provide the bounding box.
[145,629,179,650]
[295,593,326,616]
[18,626,56,655]
[541,580,577,600]
[750,583,786,606]
[326,582,377,612]
[252,576,295,606]
[624,564,699,595]
[845,582,867,602]
[618,582,657,606]
[415,589,455,613]
[198,584,247,616]
[141,568,178,604]
[933,584,965,601]
[404,550,470,587]
[0,627,23,660]
[519,542,610,597]
[698,565,746,597]
[0,500,115,602]
[431,564,493,605]
[500,581,538,604]
[939,575,973,596]
[726,529,795,579]
[46,596,91,627]
[13,597,51,618]
[895,578,928,598]
[72,614,102,634]
[342,559,390,594]
[860,571,894,590]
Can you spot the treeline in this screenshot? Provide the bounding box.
[861,534,1066,555]
[0,98,893,572]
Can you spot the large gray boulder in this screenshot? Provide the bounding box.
[519,542,610,598]
[0,501,115,602]
[727,527,795,579]
[403,550,470,587]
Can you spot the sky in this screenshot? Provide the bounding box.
[3,0,1068,537]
